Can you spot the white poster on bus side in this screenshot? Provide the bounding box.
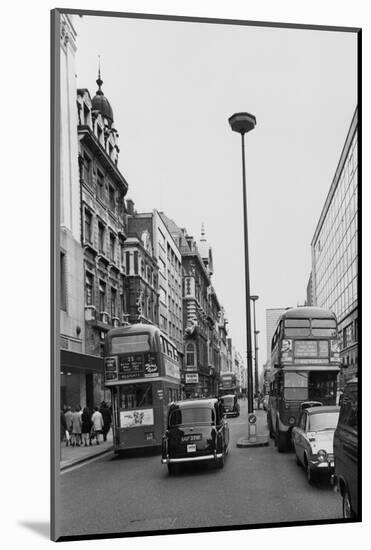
[164,357,181,380]
[120,409,154,428]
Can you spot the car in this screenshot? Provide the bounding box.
[161,398,229,474]
[300,401,323,411]
[262,395,269,411]
[292,405,340,483]
[220,394,240,417]
[332,377,358,519]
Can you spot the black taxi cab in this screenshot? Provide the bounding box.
[161,398,229,474]
[220,394,240,417]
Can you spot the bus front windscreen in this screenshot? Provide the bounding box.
[283,371,337,401]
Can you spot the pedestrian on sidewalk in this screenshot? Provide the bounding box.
[71,406,82,447]
[81,407,92,447]
[100,401,112,442]
[64,406,73,446]
[91,406,104,445]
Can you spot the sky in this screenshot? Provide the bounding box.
[74,14,357,372]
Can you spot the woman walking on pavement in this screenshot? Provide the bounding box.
[91,406,104,445]
[71,406,82,447]
[81,406,92,447]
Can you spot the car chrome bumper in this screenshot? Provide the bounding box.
[161,453,223,464]
[310,460,334,469]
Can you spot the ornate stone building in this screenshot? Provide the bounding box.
[76,71,129,404]
[161,218,223,397]
[123,207,160,326]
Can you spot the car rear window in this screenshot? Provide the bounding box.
[169,407,215,427]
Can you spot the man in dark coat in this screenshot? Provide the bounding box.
[100,402,112,442]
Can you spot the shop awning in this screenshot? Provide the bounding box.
[60,350,104,374]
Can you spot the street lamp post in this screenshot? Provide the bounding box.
[228,112,256,416]
[250,295,259,397]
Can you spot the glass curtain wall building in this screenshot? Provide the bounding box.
[309,107,358,384]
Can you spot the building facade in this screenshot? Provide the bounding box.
[76,73,129,406]
[59,14,91,409]
[124,209,184,356]
[161,218,224,397]
[123,210,160,326]
[309,108,358,383]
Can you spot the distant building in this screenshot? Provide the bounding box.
[161,218,223,397]
[123,209,160,326]
[125,209,183,355]
[310,107,358,383]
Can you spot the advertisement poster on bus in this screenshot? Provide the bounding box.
[120,408,154,428]
[164,357,180,380]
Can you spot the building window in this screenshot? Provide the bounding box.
[82,153,91,185]
[111,287,117,318]
[60,252,67,311]
[83,104,90,126]
[97,171,104,201]
[126,252,130,274]
[85,272,94,306]
[97,124,103,144]
[109,233,116,262]
[84,210,92,244]
[98,222,105,254]
[108,185,115,212]
[134,251,138,275]
[186,343,195,366]
[99,281,106,312]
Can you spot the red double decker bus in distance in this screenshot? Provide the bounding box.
[104,324,182,454]
[219,373,237,397]
[267,307,341,453]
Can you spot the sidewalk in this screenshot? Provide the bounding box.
[60,430,114,471]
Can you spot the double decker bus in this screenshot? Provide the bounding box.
[267,307,340,452]
[219,373,238,397]
[104,324,182,453]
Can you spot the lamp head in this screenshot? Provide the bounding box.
[229,112,256,135]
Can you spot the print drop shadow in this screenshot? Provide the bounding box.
[18,521,50,539]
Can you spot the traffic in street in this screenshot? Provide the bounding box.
[60,398,342,538]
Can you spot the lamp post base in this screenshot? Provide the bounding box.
[236,411,269,448]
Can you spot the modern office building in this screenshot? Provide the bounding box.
[309,108,358,383]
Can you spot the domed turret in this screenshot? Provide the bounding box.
[91,65,114,126]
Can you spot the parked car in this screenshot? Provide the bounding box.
[220,394,240,417]
[161,398,229,474]
[300,401,323,411]
[292,405,340,483]
[262,395,269,411]
[332,377,358,519]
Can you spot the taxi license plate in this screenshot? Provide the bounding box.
[187,444,196,453]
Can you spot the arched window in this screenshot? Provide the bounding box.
[186,343,195,366]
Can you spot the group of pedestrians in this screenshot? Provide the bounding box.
[61,402,112,447]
